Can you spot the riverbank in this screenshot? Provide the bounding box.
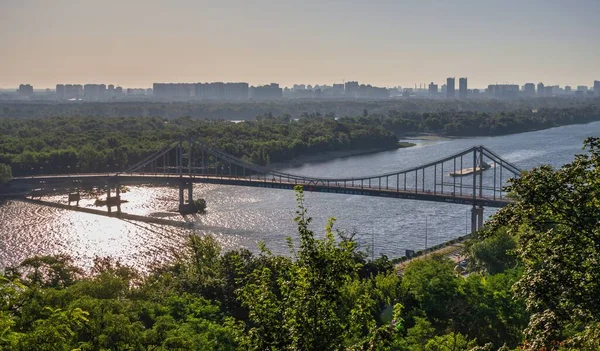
[397,119,600,142]
[394,240,467,273]
[270,143,415,169]
[398,134,455,141]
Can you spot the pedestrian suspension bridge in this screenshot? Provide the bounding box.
[11,138,522,233]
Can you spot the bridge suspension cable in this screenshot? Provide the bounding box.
[114,137,521,209]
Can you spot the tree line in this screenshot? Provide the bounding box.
[3,101,600,178]
[0,115,398,177]
[355,103,600,136]
[1,97,598,120]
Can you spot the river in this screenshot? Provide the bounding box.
[1,122,599,270]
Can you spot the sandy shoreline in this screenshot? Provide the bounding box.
[398,134,455,141]
[270,146,410,170]
[267,134,465,169]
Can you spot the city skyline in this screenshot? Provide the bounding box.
[7,76,598,92]
[8,79,599,102]
[1,0,599,89]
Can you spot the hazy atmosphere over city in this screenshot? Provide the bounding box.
[1,0,599,89]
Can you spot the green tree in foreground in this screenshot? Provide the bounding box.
[467,229,518,275]
[238,185,402,350]
[0,182,532,350]
[487,137,600,350]
[16,153,600,350]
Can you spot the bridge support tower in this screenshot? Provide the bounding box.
[115,179,121,214]
[67,179,81,206]
[178,180,195,214]
[470,205,484,234]
[68,192,80,206]
[106,181,111,213]
[106,179,122,215]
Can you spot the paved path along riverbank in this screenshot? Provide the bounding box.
[395,242,466,273]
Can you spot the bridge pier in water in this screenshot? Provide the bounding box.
[67,192,80,206]
[105,179,121,215]
[178,180,195,214]
[115,180,121,214]
[106,182,111,214]
[470,205,484,234]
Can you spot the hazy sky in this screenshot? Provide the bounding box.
[1,0,599,89]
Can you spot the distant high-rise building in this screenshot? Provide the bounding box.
[83,84,107,100]
[153,83,195,99]
[67,84,83,99]
[56,84,65,98]
[209,82,225,100]
[446,78,455,99]
[577,85,588,92]
[523,83,535,97]
[344,81,359,98]
[458,78,467,99]
[428,82,438,96]
[83,84,96,100]
[594,81,600,95]
[565,86,572,93]
[329,84,344,98]
[249,83,282,100]
[355,84,389,99]
[537,82,545,97]
[487,84,519,99]
[153,82,249,100]
[18,84,34,98]
[223,82,249,100]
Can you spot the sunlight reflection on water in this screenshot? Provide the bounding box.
[2,121,600,270]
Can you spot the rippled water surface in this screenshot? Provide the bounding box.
[2,122,599,269]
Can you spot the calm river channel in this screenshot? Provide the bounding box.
[2,122,599,270]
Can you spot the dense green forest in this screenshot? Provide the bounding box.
[1,138,599,350]
[2,100,600,178]
[0,116,398,177]
[368,104,600,136]
[1,98,598,120]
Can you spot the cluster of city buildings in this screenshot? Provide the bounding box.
[151,81,392,100]
[284,82,390,99]
[425,78,600,99]
[52,84,152,101]
[9,79,600,101]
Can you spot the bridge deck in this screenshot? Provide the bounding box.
[10,172,512,208]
